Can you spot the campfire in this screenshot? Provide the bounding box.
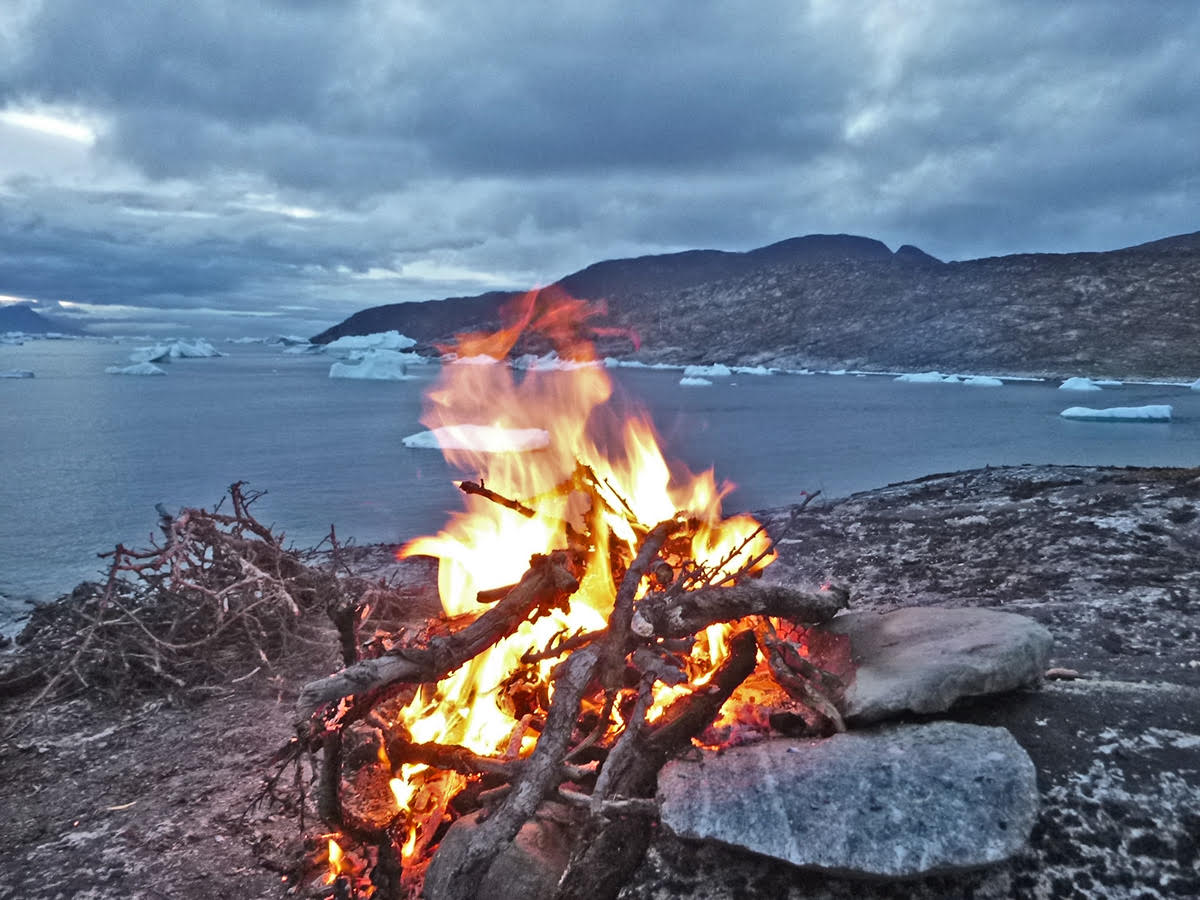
[293,289,851,899]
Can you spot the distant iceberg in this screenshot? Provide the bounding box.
[1059,377,1103,391]
[1191,378,1200,391]
[130,344,171,363]
[960,375,1004,387]
[446,354,503,366]
[324,330,417,353]
[0,369,35,378]
[731,365,776,376]
[895,371,1003,385]
[895,371,950,383]
[512,351,600,371]
[402,424,550,452]
[679,376,713,386]
[329,349,422,380]
[1060,405,1172,422]
[683,363,732,378]
[106,361,167,376]
[130,339,223,361]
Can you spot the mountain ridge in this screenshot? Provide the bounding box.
[0,304,87,336]
[312,230,1200,379]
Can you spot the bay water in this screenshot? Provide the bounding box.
[2,339,1197,630]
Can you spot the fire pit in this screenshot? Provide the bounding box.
[290,290,860,899]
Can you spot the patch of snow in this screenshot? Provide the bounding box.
[324,330,416,353]
[105,362,167,376]
[402,424,550,452]
[1059,376,1103,391]
[0,369,35,378]
[329,349,421,380]
[1060,405,1172,422]
[683,363,732,378]
[679,376,713,386]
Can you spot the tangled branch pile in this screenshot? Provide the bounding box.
[2,482,358,704]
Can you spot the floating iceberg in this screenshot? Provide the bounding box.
[445,354,503,366]
[106,362,167,376]
[402,424,550,452]
[679,376,713,386]
[324,331,417,353]
[895,371,949,383]
[731,365,775,376]
[1060,405,1172,422]
[960,375,1004,387]
[1059,377,1103,391]
[0,369,35,378]
[1191,378,1200,391]
[329,349,422,380]
[512,351,600,371]
[683,363,732,378]
[130,344,171,363]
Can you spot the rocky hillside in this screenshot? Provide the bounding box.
[312,231,1200,379]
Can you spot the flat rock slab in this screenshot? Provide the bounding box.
[658,721,1039,879]
[813,606,1052,724]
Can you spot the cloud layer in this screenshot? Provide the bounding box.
[1,0,1197,335]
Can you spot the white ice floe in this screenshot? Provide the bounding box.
[106,362,167,376]
[324,330,417,353]
[445,354,503,366]
[512,351,600,371]
[129,344,170,363]
[402,424,550,452]
[1060,405,1172,422]
[730,365,776,376]
[1059,376,1103,391]
[895,371,949,383]
[960,375,1004,386]
[604,358,683,370]
[1191,378,1200,391]
[329,349,422,380]
[0,369,34,378]
[679,376,713,386]
[131,339,223,360]
[896,371,1004,386]
[683,363,732,378]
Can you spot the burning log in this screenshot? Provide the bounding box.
[295,552,580,724]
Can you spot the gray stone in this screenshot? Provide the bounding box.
[815,607,1052,724]
[423,803,575,900]
[657,722,1039,879]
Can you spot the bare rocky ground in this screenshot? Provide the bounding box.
[2,464,1198,899]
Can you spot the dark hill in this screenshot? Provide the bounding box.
[312,231,1200,379]
[0,304,87,336]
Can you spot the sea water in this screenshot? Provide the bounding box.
[2,339,1198,629]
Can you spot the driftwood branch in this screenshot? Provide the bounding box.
[295,552,579,724]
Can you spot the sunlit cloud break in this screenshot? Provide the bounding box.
[0,107,99,145]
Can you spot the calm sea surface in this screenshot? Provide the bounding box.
[2,340,1198,628]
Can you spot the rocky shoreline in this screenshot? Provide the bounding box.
[1,464,1197,899]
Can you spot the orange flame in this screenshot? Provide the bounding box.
[391,287,774,845]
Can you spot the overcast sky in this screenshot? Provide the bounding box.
[1,0,1197,337]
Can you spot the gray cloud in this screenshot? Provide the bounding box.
[1,0,1198,333]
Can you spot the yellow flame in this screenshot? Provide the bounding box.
[391,288,775,843]
[325,838,345,884]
